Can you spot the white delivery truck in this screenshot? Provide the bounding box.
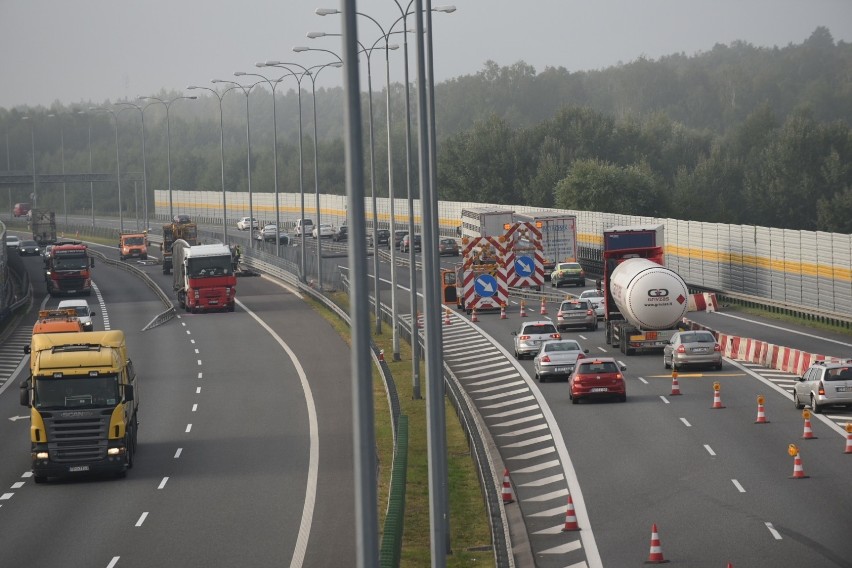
[460,207,515,240]
[513,212,577,279]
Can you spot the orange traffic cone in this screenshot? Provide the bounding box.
[500,304,507,319]
[519,300,528,317]
[501,468,515,504]
[560,495,580,532]
[470,308,479,323]
[378,349,385,363]
[539,298,547,315]
[711,382,725,409]
[790,450,809,479]
[755,395,768,424]
[444,309,452,326]
[670,370,681,396]
[802,410,817,439]
[845,423,852,454]
[645,523,669,564]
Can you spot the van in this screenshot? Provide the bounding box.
[294,218,314,237]
[13,203,31,217]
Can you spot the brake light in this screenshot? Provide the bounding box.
[586,310,593,316]
[520,335,531,340]
[550,333,561,339]
[818,382,825,396]
[541,355,551,363]
[676,345,686,353]
[714,344,721,352]
[577,353,585,360]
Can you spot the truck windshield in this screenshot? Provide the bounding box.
[53,254,89,270]
[34,375,120,409]
[187,256,233,277]
[124,237,144,245]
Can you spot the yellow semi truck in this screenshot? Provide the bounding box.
[20,330,139,483]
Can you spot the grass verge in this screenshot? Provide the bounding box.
[312,293,495,567]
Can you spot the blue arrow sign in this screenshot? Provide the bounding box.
[474,274,498,297]
[515,255,534,277]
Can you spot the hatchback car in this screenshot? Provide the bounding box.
[57,299,97,331]
[793,361,852,413]
[236,217,259,231]
[556,299,598,331]
[512,321,561,359]
[333,225,348,242]
[367,229,391,248]
[18,239,40,256]
[257,224,290,244]
[400,233,422,253]
[173,214,191,224]
[663,330,723,371]
[312,223,334,239]
[578,289,605,319]
[5,235,21,249]
[569,358,627,403]
[551,262,586,288]
[392,230,407,249]
[438,238,460,256]
[533,339,589,382]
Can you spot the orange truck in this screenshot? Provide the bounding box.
[119,232,148,261]
[31,309,85,335]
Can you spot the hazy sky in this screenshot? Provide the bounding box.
[2,0,851,110]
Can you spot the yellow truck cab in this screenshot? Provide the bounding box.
[19,330,139,483]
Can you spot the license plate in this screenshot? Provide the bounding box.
[68,465,90,472]
[555,367,570,373]
[693,347,709,353]
[591,387,608,392]
[837,387,850,392]
[209,300,218,305]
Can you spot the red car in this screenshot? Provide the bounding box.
[569,358,627,403]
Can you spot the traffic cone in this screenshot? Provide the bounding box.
[444,309,452,326]
[560,495,580,532]
[378,349,384,363]
[470,308,479,323]
[540,298,547,315]
[500,304,507,319]
[755,395,768,424]
[501,468,515,504]
[519,300,528,317]
[645,523,669,564]
[711,382,725,409]
[670,370,681,396]
[802,414,817,439]
[845,423,852,454]
[790,452,809,479]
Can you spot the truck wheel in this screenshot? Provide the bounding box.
[228,303,235,313]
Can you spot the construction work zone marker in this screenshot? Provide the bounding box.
[644,523,669,564]
[560,495,580,532]
[755,395,768,423]
[711,382,725,409]
[500,303,507,319]
[444,309,452,326]
[539,297,547,315]
[519,300,528,317]
[501,468,515,504]
[788,444,809,479]
[470,308,479,323]
[801,409,817,439]
[844,423,852,454]
[670,370,681,396]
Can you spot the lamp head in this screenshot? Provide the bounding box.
[234,71,247,76]
[307,31,326,39]
[315,7,339,15]
[293,46,310,53]
[435,5,456,12]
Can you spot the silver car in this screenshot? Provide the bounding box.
[533,340,589,383]
[663,330,722,371]
[578,289,605,319]
[793,361,852,413]
[511,320,561,359]
[556,299,598,331]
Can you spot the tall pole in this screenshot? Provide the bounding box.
[48,114,67,227]
[78,111,95,227]
[340,2,379,563]
[92,107,123,233]
[118,102,151,232]
[22,116,36,208]
[383,36,401,360]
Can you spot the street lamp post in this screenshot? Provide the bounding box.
[138,96,196,221]
[213,78,263,250]
[91,107,123,233]
[77,111,96,228]
[47,113,68,227]
[234,71,285,256]
[21,116,36,208]
[188,84,239,245]
[116,102,152,231]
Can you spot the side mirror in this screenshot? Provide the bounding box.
[23,344,31,354]
[620,365,628,372]
[19,378,31,407]
[91,311,98,317]
[90,258,95,267]
[124,385,135,402]
[511,331,517,336]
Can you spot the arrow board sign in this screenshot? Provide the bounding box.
[514,256,534,277]
[474,274,498,297]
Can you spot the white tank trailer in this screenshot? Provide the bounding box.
[607,258,689,354]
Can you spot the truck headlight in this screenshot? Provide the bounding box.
[107,447,121,456]
[36,451,49,460]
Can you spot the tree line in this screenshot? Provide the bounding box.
[0,27,849,232]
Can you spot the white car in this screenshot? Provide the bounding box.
[312,223,334,239]
[57,299,97,331]
[236,217,259,231]
[294,218,314,237]
[5,235,21,249]
[578,289,605,319]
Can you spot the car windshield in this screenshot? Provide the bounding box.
[124,237,144,245]
[579,362,619,374]
[546,342,580,352]
[681,333,716,343]
[34,375,120,409]
[523,324,557,335]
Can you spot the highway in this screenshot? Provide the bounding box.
[0,237,355,568]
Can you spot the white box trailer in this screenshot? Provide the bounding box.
[460,207,515,240]
[514,212,577,278]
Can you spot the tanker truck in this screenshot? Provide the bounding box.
[601,225,689,355]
